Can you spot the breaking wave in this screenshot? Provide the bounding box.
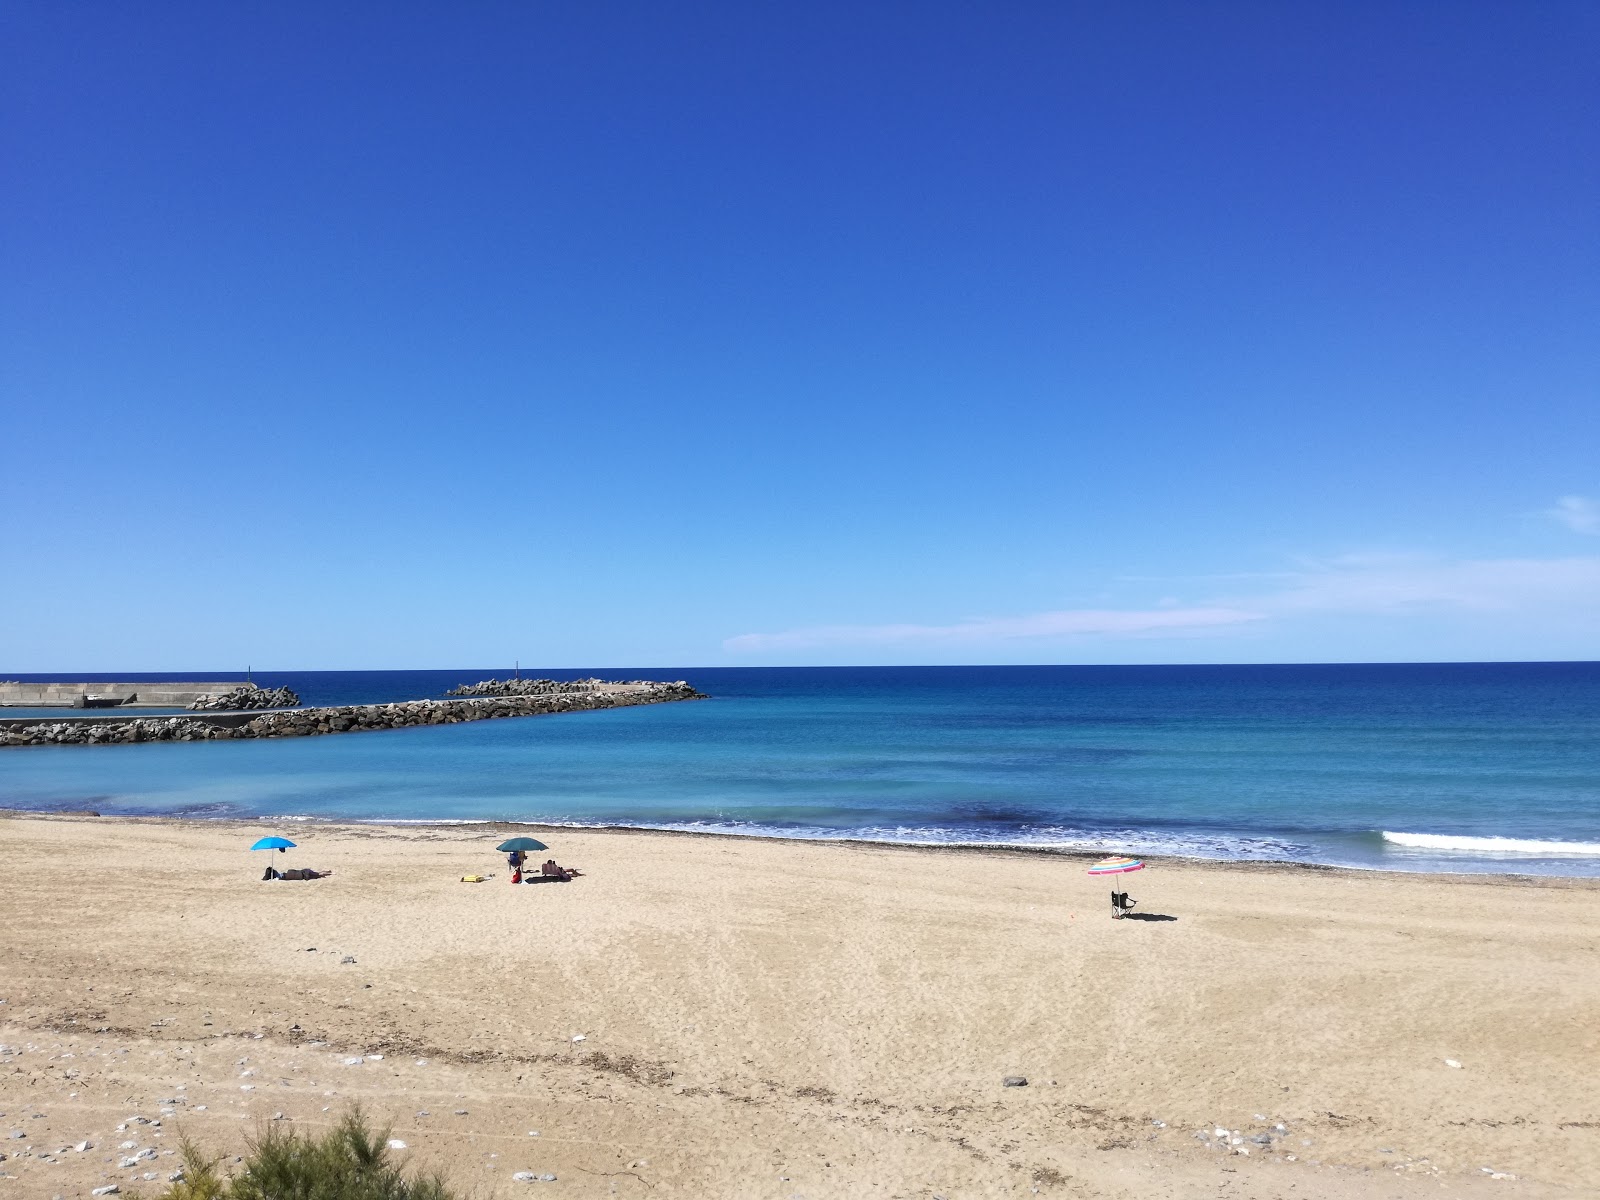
[1383,831,1600,856]
[537,817,1309,862]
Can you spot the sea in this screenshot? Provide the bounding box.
[2,664,1598,876]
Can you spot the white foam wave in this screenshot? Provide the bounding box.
[260,815,494,826]
[1383,831,1600,856]
[535,818,1306,861]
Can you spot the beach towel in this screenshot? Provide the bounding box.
[461,874,485,883]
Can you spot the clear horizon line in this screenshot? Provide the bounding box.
[3,657,1598,675]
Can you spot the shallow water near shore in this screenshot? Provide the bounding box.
[2,663,1598,874]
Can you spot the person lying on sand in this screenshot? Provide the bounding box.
[541,859,583,880]
[262,867,333,881]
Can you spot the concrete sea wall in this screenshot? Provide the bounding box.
[0,681,261,708]
[0,681,705,747]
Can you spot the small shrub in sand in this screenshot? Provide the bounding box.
[151,1108,453,1200]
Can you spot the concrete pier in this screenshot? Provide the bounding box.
[0,681,257,708]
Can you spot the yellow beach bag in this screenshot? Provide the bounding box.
[460,874,485,883]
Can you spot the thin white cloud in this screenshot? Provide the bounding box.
[1252,553,1600,614]
[724,607,1264,653]
[724,552,1600,654]
[1545,495,1600,535]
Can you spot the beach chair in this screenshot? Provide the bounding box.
[1111,890,1137,919]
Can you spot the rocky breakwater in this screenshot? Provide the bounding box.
[449,676,648,697]
[0,680,705,748]
[188,685,301,711]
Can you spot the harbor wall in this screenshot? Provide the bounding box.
[0,681,257,708]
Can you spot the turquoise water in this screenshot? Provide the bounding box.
[2,664,1598,874]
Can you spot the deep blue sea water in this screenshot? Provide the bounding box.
[3,664,1598,875]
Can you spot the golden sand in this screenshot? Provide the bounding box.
[1,813,1596,1198]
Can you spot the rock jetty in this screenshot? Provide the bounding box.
[0,681,705,748]
[449,677,638,697]
[188,685,301,711]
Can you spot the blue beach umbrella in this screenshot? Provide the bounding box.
[251,835,296,878]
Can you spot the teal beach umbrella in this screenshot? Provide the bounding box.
[496,837,548,853]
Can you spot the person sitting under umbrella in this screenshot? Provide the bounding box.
[541,858,584,881]
[496,837,549,883]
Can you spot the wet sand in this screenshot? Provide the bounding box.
[1,812,1596,1198]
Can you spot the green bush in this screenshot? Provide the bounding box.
[151,1109,454,1200]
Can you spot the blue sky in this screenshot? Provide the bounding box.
[3,2,1596,670]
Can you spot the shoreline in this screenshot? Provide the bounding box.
[4,806,1596,888]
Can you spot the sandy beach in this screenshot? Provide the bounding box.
[1,813,1596,1198]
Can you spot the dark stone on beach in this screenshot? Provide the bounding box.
[1002,1076,1028,1087]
